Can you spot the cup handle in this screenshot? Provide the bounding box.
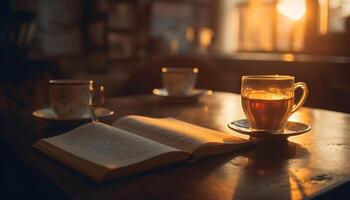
[89,85,105,123]
[89,85,105,107]
[292,82,308,113]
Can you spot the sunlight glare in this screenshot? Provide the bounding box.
[277,0,306,21]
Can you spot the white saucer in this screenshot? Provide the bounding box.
[32,107,114,121]
[152,88,209,100]
[228,119,311,141]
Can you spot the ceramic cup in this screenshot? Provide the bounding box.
[161,67,198,96]
[49,80,92,119]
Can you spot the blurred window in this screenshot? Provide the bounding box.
[320,0,350,33]
[231,0,306,52]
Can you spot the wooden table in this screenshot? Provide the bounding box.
[1,92,350,199]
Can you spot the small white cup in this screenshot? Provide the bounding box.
[49,80,92,119]
[162,67,198,96]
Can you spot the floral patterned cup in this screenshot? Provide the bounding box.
[49,80,92,119]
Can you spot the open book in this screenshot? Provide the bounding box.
[34,115,252,182]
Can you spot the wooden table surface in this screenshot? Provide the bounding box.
[1,92,350,199]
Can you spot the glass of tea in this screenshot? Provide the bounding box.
[241,75,308,132]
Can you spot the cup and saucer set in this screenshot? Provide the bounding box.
[32,80,114,122]
[152,67,211,101]
[228,75,311,142]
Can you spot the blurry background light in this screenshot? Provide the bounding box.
[277,0,306,21]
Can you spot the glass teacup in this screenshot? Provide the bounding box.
[241,75,308,132]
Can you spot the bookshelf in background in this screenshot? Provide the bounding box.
[83,0,150,72]
[149,0,215,55]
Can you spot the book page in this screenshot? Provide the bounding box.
[113,115,248,153]
[38,122,184,169]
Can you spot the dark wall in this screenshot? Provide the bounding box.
[133,54,350,113]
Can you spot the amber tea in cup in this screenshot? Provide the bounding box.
[241,75,308,132]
